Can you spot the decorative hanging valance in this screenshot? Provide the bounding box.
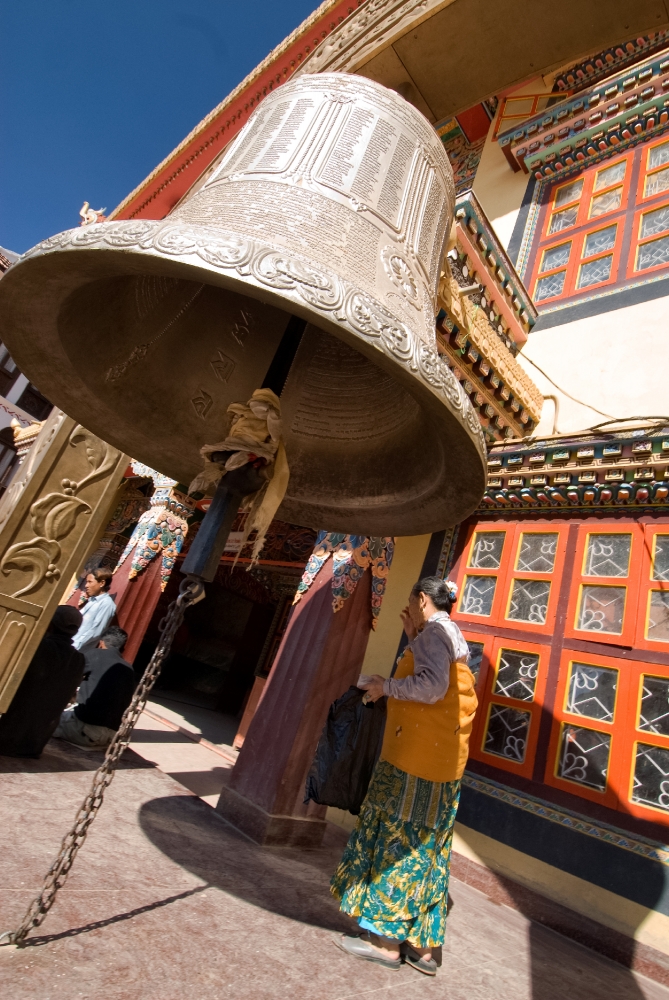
[115,487,193,591]
[294,532,394,629]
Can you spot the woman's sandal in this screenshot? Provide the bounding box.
[404,944,438,976]
[333,933,402,970]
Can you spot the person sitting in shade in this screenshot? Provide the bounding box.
[54,626,136,750]
[0,606,85,758]
[72,566,117,651]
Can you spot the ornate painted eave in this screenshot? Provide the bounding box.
[452,191,536,335]
[499,46,669,176]
[109,0,362,221]
[553,29,669,96]
[435,192,542,444]
[478,424,669,511]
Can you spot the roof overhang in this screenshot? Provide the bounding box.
[112,0,669,221]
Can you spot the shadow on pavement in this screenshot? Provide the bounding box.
[138,793,355,934]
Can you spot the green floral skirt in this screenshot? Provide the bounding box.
[330,759,461,948]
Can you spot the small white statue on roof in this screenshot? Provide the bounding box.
[79,202,107,226]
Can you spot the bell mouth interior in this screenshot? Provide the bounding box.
[1,247,484,535]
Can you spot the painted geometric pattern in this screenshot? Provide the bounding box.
[583,226,616,257]
[584,534,631,577]
[641,205,669,238]
[484,704,531,762]
[639,676,669,736]
[470,531,504,569]
[577,585,626,633]
[652,535,669,580]
[648,591,669,642]
[507,579,551,624]
[535,271,565,301]
[494,649,539,702]
[638,234,669,271]
[438,119,486,194]
[460,575,497,616]
[632,743,669,814]
[646,166,669,196]
[541,242,571,271]
[461,773,669,867]
[577,255,612,288]
[516,533,557,573]
[566,663,617,723]
[558,724,611,791]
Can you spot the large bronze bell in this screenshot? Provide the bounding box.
[0,74,485,535]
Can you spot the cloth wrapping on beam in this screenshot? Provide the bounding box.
[188,388,288,566]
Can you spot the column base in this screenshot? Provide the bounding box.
[216,782,327,848]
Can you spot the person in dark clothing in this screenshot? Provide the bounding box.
[0,605,85,758]
[53,626,135,749]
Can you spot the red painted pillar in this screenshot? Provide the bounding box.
[217,558,373,846]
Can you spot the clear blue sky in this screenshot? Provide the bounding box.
[1,0,317,254]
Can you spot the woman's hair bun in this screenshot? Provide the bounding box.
[411,575,457,610]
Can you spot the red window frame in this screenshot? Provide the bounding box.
[618,659,669,823]
[544,649,669,822]
[564,524,642,647]
[498,525,568,637]
[453,521,511,626]
[544,648,629,809]
[627,197,669,278]
[453,523,568,635]
[454,516,669,827]
[469,636,550,779]
[636,134,669,204]
[634,524,669,650]
[529,151,634,304]
[544,153,634,236]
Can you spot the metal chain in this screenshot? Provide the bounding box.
[0,575,204,948]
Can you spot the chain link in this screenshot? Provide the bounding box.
[0,575,205,948]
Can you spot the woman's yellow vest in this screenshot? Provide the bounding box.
[380,648,478,783]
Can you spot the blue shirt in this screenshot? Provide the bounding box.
[72,592,117,650]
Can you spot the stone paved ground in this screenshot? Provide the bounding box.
[1,722,668,1000]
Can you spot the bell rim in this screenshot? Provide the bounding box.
[15,218,486,448]
[0,219,487,533]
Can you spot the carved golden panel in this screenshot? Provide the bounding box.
[0,412,128,712]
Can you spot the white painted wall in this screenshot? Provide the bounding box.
[518,297,669,436]
[473,120,530,251]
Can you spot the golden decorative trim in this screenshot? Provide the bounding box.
[438,270,543,422]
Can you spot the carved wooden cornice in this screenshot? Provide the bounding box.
[436,287,541,442]
[480,427,669,511]
[295,0,454,77]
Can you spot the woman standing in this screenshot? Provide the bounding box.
[331,575,477,976]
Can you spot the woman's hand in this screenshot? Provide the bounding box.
[400,605,418,641]
[358,674,386,703]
